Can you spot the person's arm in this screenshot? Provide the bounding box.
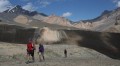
[33,43,36,50]
[26,44,28,51]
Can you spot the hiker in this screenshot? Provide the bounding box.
[38,43,45,61]
[64,49,67,58]
[26,40,35,62]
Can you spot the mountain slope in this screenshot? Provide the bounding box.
[0,5,78,30]
[42,15,72,26]
[1,5,120,32]
[73,8,120,32]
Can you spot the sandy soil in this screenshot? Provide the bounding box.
[0,42,120,66]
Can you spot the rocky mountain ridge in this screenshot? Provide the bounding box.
[0,5,120,32]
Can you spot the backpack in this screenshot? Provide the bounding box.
[27,43,33,51]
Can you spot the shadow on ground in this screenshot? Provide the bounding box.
[64,30,120,59]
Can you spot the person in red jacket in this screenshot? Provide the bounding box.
[27,40,35,62]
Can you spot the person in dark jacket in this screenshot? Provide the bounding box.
[64,49,67,58]
[38,43,45,61]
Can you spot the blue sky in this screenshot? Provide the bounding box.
[0,0,119,21]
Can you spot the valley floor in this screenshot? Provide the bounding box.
[0,42,120,66]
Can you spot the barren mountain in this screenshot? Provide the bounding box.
[14,15,29,24]
[73,22,93,30]
[33,7,120,32]
[3,5,44,16]
[73,8,120,33]
[0,5,78,30]
[0,5,120,32]
[42,14,72,27]
[105,25,120,33]
[0,5,46,25]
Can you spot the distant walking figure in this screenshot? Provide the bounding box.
[38,43,45,61]
[64,49,67,58]
[26,40,35,62]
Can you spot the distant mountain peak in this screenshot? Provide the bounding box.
[13,5,22,9]
[115,7,120,11]
[8,5,22,11]
[3,5,40,16]
[101,10,111,16]
[4,5,22,13]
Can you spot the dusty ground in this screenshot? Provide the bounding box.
[0,42,120,66]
